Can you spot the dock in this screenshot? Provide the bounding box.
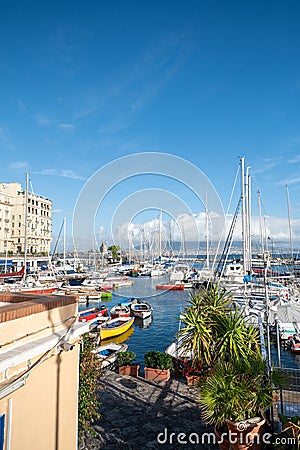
[83,370,218,450]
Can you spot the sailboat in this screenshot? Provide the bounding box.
[6,173,59,295]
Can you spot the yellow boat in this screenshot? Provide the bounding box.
[99,316,134,340]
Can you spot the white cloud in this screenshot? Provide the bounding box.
[110,212,300,249]
[288,155,300,163]
[0,126,15,151]
[57,123,74,130]
[8,161,28,169]
[278,176,300,186]
[35,114,52,127]
[32,168,84,180]
[52,209,63,214]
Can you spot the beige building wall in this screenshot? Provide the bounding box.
[0,293,83,450]
[0,184,13,254]
[0,344,79,450]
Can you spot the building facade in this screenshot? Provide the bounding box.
[0,292,88,450]
[0,184,13,254]
[0,182,52,256]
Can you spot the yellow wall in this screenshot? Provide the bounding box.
[0,342,79,450]
[0,303,77,350]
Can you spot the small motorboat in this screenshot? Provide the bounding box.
[291,334,300,354]
[130,301,153,319]
[100,291,112,299]
[165,341,193,376]
[110,304,131,319]
[78,305,108,322]
[99,316,134,340]
[94,342,128,368]
[119,297,135,307]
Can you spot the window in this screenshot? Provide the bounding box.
[0,414,4,450]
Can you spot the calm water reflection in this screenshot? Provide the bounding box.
[80,275,300,371]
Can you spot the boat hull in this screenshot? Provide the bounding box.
[156,284,184,290]
[95,343,128,368]
[100,317,134,340]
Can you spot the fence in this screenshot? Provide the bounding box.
[273,366,300,421]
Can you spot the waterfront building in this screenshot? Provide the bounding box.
[0,184,13,254]
[0,292,88,450]
[0,182,52,256]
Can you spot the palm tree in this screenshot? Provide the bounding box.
[214,307,260,363]
[178,305,212,366]
[178,283,260,368]
[199,353,285,426]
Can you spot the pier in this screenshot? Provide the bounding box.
[83,370,218,450]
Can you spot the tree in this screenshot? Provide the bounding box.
[108,245,120,261]
[178,283,260,368]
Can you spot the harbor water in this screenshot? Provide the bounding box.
[79,275,300,371]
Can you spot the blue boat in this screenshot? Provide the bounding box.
[119,297,136,307]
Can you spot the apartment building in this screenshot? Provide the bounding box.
[0,184,13,254]
[0,182,52,255]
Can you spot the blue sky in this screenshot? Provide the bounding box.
[1,0,300,248]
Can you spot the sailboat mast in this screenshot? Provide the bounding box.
[158,210,162,258]
[245,166,252,274]
[257,190,264,255]
[205,191,209,268]
[23,172,29,280]
[286,184,294,263]
[240,157,247,275]
[63,217,67,268]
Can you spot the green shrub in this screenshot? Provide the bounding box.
[144,350,173,370]
[117,351,137,366]
[78,335,101,439]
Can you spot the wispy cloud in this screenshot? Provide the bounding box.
[32,168,84,180]
[8,161,28,169]
[0,126,15,151]
[75,32,192,129]
[35,114,53,127]
[288,155,300,163]
[278,175,300,186]
[52,208,63,214]
[57,123,74,130]
[253,157,282,174]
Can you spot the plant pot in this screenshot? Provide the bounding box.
[214,426,230,450]
[144,367,170,381]
[186,374,201,386]
[226,418,265,450]
[118,364,140,377]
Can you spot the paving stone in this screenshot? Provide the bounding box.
[83,370,219,450]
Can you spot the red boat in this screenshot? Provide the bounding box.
[156,284,184,290]
[291,335,300,354]
[78,305,108,322]
[18,286,57,295]
[0,266,25,279]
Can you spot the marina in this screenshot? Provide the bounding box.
[78,273,300,372]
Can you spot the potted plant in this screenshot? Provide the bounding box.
[144,350,173,381]
[199,354,285,450]
[274,414,300,449]
[117,351,140,377]
[185,364,211,386]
